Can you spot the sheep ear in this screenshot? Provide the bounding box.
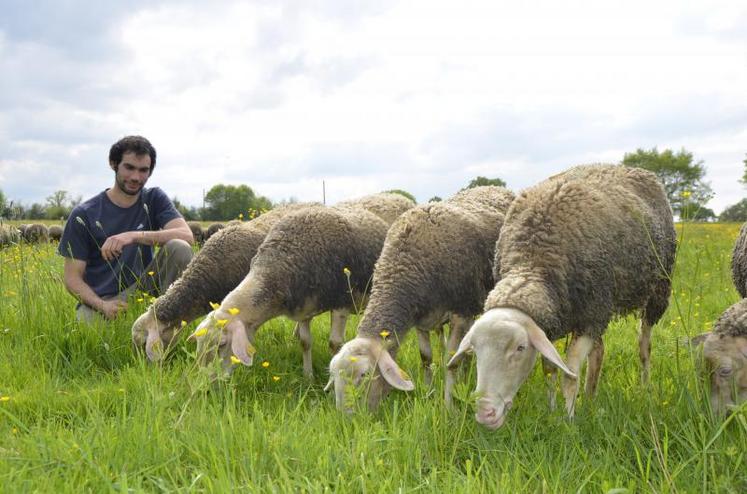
[229,320,255,366]
[447,329,473,369]
[376,350,415,391]
[736,336,747,358]
[324,377,334,392]
[145,326,164,362]
[688,332,711,347]
[526,321,576,379]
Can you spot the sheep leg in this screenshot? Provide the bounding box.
[329,310,348,354]
[541,357,558,411]
[561,334,594,418]
[296,318,314,379]
[445,314,472,409]
[416,328,434,386]
[638,319,652,384]
[584,337,604,397]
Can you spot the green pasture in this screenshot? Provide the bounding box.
[0,223,745,492]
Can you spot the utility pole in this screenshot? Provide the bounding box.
[322,180,326,205]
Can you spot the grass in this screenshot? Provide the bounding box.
[0,223,745,492]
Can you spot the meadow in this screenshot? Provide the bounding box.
[0,222,745,492]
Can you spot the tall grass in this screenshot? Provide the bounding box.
[0,223,745,492]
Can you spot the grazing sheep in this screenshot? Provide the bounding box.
[205,223,225,240]
[336,192,416,225]
[0,225,21,247]
[692,222,747,414]
[48,225,63,242]
[447,164,676,429]
[23,223,50,243]
[187,221,205,245]
[132,203,316,361]
[327,186,515,412]
[18,224,29,237]
[190,203,391,378]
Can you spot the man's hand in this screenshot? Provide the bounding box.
[100,231,137,261]
[100,299,128,320]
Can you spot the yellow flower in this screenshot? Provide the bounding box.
[379,330,390,338]
[0,396,10,402]
[181,320,187,327]
[216,319,228,328]
[681,190,692,198]
[230,356,241,365]
[349,356,359,363]
[343,267,351,276]
[209,301,220,310]
[272,376,280,382]
[136,298,144,302]
[262,361,270,368]
[193,328,208,338]
[228,307,240,316]
[11,427,18,434]
[147,271,155,276]
[238,213,244,219]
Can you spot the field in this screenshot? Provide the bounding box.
[1,222,745,492]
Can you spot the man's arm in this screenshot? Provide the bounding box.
[100,217,194,261]
[63,258,127,319]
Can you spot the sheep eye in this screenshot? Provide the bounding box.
[517,344,526,352]
[717,367,732,378]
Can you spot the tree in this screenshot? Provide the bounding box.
[679,203,715,222]
[428,196,442,202]
[384,189,416,203]
[463,176,507,190]
[719,199,747,222]
[621,147,713,214]
[45,190,73,219]
[27,203,46,220]
[0,188,7,218]
[172,197,201,221]
[741,154,747,186]
[201,184,273,221]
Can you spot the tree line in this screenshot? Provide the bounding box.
[2,149,746,222]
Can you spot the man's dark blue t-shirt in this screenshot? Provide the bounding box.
[58,187,182,298]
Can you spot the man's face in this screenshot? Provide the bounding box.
[112,152,152,196]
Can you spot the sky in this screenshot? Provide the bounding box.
[1,0,746,213]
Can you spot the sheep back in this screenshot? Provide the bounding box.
[731,222,747,298]
[485,164,676,340]
[336,192,416,226]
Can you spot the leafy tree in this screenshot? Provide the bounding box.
[463,176,507,189]
[45,190,73,219]
[719,199,747,222]
[27,203,46,220]
[621,147,713,214]
[679,203,715,222]
[428,196,442,202]
[201,184,272,221]
[172,197,201,221]
[0,188,7,218]
[384,189,416,203]
[741,154,747,186]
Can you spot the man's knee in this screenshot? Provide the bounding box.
[162,239,193,268]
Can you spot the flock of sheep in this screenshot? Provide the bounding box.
[7,163,747,427]
[0,222,63,245]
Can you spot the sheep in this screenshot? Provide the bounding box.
[0,225,21,247]
[327,186,515,413]
[691,222,747,414]
[23,223,49,243]
[336,192,416,225]
[187,221,204,245]
[132,203,316,361]
[48,225,63,242]
[205,223,225,240]
[446,164,676,429]
[190,202,393,378]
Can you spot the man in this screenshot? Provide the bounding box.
[59,135,194,322]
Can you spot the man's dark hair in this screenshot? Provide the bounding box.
[109,135,157,174]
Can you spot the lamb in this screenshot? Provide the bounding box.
[327,186,515,413]
[190,202,393,378]
[336,192,416,226]
[48,225,63,242]
[692,222,747,414]
[187,221,204,245]
[205,223,225,240]
[23,223,49,243]
[446,164,676,429]
[131,203,316,361]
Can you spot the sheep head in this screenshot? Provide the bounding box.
[326,336,414,414]
[447,307,575,430]
[131,306,179,362]
[190,309,256,376]
[698,332,747,415]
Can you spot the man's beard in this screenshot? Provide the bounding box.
[116,174,144,196]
